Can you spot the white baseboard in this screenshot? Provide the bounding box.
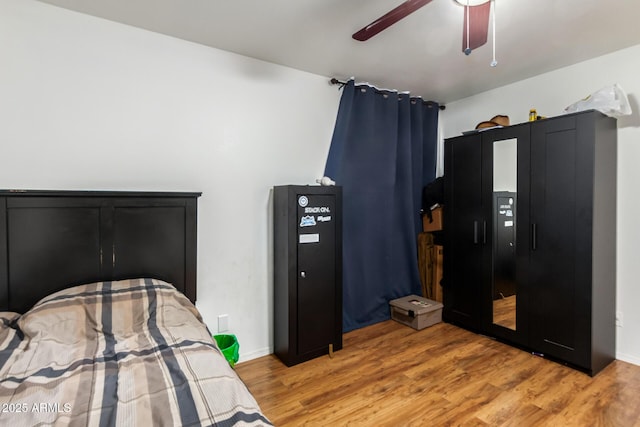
[616,352,640,367]
[238,347,272,364]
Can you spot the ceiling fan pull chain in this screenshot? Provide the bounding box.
[464,0,471,55]
[490,0,498,66]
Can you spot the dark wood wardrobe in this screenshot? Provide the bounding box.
[443,109,617,376]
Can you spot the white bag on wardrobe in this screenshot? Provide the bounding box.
[564,83,632,118]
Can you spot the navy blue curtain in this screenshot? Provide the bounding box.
[324,80,439,332]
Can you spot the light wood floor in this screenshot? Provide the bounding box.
[236,320,640,426]
[493,295,516,330]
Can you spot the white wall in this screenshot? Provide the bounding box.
[0,0,341,361]
[442,44,640,365]
[5,0,639,366]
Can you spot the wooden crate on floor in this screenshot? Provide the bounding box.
[417,232,443,302]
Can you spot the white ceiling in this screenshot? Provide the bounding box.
[37,0,640,103]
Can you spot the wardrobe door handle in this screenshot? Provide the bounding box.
[532,223,537,251]
[483,221,487,245]
[473,221,479,244]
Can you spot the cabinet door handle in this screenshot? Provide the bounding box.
[483,221,487,245]
[473,221,487,245]
[473,221,478,244]
[532,223,537,251]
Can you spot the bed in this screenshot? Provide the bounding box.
[0,191,271,426]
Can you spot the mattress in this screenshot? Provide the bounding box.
[0,278,271,426]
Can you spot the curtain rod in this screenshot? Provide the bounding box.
[330,78,446,110]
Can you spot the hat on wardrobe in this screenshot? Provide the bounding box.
[475,115,510,129]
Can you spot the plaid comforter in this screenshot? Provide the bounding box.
[0,278,271,426]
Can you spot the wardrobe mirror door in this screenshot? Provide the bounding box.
[492,138,517,330]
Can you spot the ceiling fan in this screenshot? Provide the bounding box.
[352,0,494,58]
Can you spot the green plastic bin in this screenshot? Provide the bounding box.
[213,334,239,368]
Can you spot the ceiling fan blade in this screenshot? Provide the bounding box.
[461,1,491,52]
[352,0,434,41]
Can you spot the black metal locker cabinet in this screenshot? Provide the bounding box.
[273,185,342,366]
[493,192,516,299]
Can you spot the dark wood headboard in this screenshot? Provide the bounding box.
[0,190,201,313]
